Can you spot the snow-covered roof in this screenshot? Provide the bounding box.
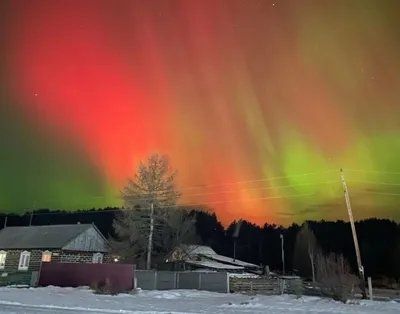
[183,245,217,255]
[229,272,261,278]
[0,224,96,249]
[200,253,260,269]
[170,244,260,269]
[185,260,244,270]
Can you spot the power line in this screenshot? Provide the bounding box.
[18,168,399,207]
[120,170,337,197]
[177,170,337,191]
[8,192,316,217]
[348,180,400,187]
[133,181,340,201]
[344,169,400,176]
[12,171,338,207]
[360,191,400,197]
[15,180,340,209]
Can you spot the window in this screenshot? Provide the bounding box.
[18,251,30,271]
[0,251,6,269]
[42,250,52,262]
[92,253,103,264]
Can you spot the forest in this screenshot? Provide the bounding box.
[1,207,398,285]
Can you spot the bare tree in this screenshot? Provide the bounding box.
[112,153,180,269]
[316,252,359,302]
[162,209,199,250]
[293,222,320,283]
[150,208,200,264]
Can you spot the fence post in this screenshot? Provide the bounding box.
[265,265,270,277]
[133,276,137,290]
[278,278,285,295]
[226,273,230,293]
[368,277,373,300]
[154,271,158,290]
[176,272,180,289]
[198,272,202,290]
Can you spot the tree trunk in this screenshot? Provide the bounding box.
[146,202,154,270]
[310,253,316,284]
[308,242,315,284]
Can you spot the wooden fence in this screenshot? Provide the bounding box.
[229,276,305,295]
[0,271,37,287]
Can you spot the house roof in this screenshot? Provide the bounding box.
[0,224,96,249]
[200,253,261,269]
[171,244,261,269]
[181,245,217,255]
[185,260,244,270]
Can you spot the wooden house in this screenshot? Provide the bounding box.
[0,223,111,275]
[159,245,261,273]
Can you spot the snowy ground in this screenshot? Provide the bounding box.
[0,286,399,314]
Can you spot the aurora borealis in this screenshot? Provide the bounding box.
[1,0,400,225]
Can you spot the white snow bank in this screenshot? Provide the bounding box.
[0,286,398,313]
[228,272,260,278]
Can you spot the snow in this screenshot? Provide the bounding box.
[171,244,260,270]
[186,260,244,270]
[184,245,217,256]
[201,253,260,268]
[229,272,260,278]
[0,286,399,314]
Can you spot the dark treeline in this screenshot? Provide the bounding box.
[1,208,399,280]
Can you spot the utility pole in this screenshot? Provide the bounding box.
[340,169,367,298]
[280,234,285,275]
[232,219,242,262]
[29,201,36,226]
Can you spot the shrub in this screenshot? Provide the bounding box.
[373,276,398,289]
[91,278,113,295]
[291,278,305,298]
[316,253,359,303]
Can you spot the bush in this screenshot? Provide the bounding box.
[91,278,113,295]
[291,278,305,298]
[373,276,399,289]
[316,253,359,303]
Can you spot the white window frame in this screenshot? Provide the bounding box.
[18,251,31,271]
[42,250,52,262]
[92,252,103,264]
[0,250,7,269]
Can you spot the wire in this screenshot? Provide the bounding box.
[15,170,338,206]
[344,169,400,176]
[177,170,337,192]
[6,192,316,217]
[17,180,340,208]
[360,191,400,197]
[131,180,340,201]
[348,180,400,187]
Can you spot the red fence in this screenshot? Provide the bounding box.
[38,262,135,293]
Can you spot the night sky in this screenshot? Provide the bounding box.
[1,0,400,225]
